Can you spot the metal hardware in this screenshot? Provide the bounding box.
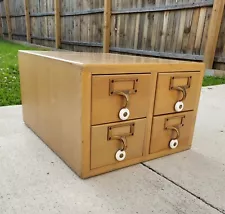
[169,76,192,90]
[164,115,185,140]
[164,115,185,129]
[167,126,180,140]
[109,78,138,96]
[108,123,135,141]
[174,86,187,101]
[170,76,192,102]
[115,91,130,108]
[112,136,127,151]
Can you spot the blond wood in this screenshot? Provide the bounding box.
[103,0,111,52]
[54,0,61,49]
[92,74,152,125]
[91,118,146,169]
[19,51,205,179]
[85,145,191,178]
[154,72,201,116]
[81,71,92,177]
[204,0,225,68]
[4,0,12,40]
[143,72,157,156]
[24,0,31,42]
[19,51,83,176]
[150,111,195,154]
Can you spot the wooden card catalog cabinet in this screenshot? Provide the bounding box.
[19,51,204,178]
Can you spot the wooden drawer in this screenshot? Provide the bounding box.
[154,72,201,115]
[91,118,146,169]
[92,74,152,125]
[150,111,195,154]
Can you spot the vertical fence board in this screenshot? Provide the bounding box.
[4,0,12,39]
[194,7,206,55]
[204,0,225,68]
[24,0,31,42]
[55,0,61,48]
[103,0,111,52]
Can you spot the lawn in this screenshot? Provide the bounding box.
[0,38,225,106]
[0,39,46,106]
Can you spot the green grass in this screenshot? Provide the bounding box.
[0,38,225,106]
[0,39,46,106]
[202,76,225,87]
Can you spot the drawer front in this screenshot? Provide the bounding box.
[91,119,146,169]
[154,72,201,115]
[92,74,151,125]
[150,111,195,154]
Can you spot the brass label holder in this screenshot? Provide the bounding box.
[109,78,138,96]
[169,76,192,90]
[107,123,135,141]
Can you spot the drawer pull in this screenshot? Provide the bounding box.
[110,78,138,121]
[174,86,186,112]
[114,91,130,120]
[167,126,180,149]
[108,123,135,162]
[114,137,127,161]
[170,76,191,112]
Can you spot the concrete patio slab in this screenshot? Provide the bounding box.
[0,84,225,214]
[145,85,225,213]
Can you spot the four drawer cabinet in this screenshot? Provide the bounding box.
[19,51,205,178]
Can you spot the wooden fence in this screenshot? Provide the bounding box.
[0,0,225,70]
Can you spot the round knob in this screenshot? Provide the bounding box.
[119,108,130,120]
[115,150,126,161]
[169,139,179,149]
[175,101,184,112]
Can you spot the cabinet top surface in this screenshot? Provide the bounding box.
[19,51,202,66]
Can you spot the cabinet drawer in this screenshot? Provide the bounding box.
[92,74,151,125]
[150,111,195,154]
[91,118,146,169]
[154,72,201,115]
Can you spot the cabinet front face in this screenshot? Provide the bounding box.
[150,111,195,154]
[154,72,201,115]
[91,74,152,125]
[91,119,146,169]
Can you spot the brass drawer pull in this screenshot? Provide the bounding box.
[109,78,138,120]
[173,86,187,102]
[108,123,135,161]
[167,126,180,140]
[168,126,180,149]
[114,91,130,108]
[165,115,184,149]
[115,137,127,161]
[170,76,191,112]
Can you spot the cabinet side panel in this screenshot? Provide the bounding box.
[18,52,83,175]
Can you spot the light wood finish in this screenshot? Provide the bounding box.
[4,0,12,40]
[24,0,31,42]
[154,72,201,116]
[204,0,225,69]
[19,51,205,178]
[103,0,111,52]
[19,52,83,176]
[91,118,146,169]
[150,111,195,154]
[87,145,191,178]
[54,0,61,49]
[81,70,92,177]
[92,74,152,125]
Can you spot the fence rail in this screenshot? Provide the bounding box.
[0,0,225,71]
